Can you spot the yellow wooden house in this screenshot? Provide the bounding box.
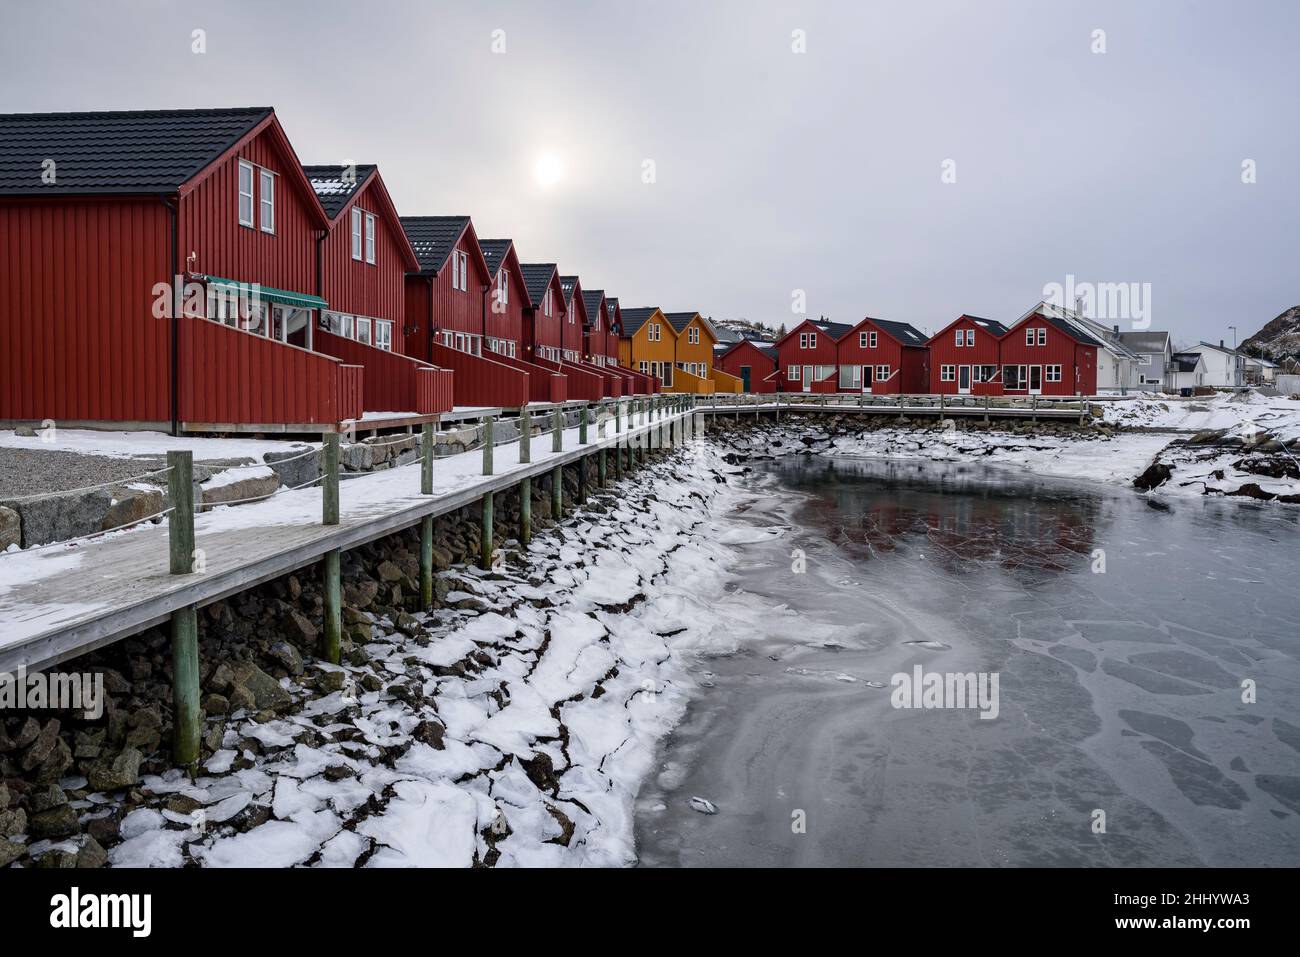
[618,307,679,390]
[665,311,741,393]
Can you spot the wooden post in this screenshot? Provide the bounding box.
[578,454,588,502]
[482,416,494,475]
[421,422,433,494]
[519,408,531,464]
[322,549,341,666]
[520,477,532,545]
[984,395,990,424]
[615,399,622,434]
[1031,395,1038,424]
[599,446,608,487]
[323,433,340,526]
[171,606,199,768]
[580,405,589,444]
[166,450,194,574]
[420,515,433,608]
[480,492,494,569]
[551,464,563,519]
[552,408,562,453]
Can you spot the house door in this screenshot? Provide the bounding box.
[958,365,971,394]
[1029,365,1042,395]
[741,366,751,391]
[802,365,813,392]
[862,366,873,393]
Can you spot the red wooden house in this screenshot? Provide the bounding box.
[559,275,622,398]
[0,106,373,432]
[926,315,1008,396]
[479,238,527,359]
[603,296,654,394]
[304,164,452,415]
[402,216,538,408]
[998,302,1100,396]
[837,317,929,394]
[717,339,780,393]
[580,288,626,397]
[775,319,853,393]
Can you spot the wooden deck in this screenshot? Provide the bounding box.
[0,407,692,675]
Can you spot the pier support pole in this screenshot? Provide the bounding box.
[480,492,494,570]
[578,454,588,503]
[552,464,563,520]
[420,423,434,608]
[520,477,532,545]
[553,409,563,453]
[579,405,588,444]
[599,446,608,487]
[519,409,531,464]
[482,416,494,474]
[614,438,623,480]
[322,433,342,666]
[984,395,990,425]
[166,450,199,769]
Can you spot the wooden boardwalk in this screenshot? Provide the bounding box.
[0,407,693,674]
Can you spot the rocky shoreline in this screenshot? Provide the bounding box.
[1,439,739,868]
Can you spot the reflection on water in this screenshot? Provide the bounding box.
[636,455,1300,868]
[772,458,1100,575]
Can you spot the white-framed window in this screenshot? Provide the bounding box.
[543,289,553,316]
[876,364,889,380]
[351,209,363,260]
[788,366,801,381]
[940,364,955,382]
[259,168,275,233]
[639,360,648,373]
[1003,365,1026,390]
[966,329,975,346]
[496,269,508,307]
[568,307,574,324]
[1046,364,1062,382]
[356,316,372,344]
[859,332,868,348]
[809,332,817,348]
[341,314,355,338]
[375,320,393,351]
[238,161,255,227]
[364,213,376,264]
[1037,327,1047,346]
[1025,327,1035,346]
[799,332,808,349]
[838,364,861,389]
[689,326,699,344]
[955,330,963,347]
[649,322,660,341]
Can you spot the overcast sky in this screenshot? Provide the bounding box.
[2,0,1296,344]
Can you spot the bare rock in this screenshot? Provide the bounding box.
[0,838,24,868]
[29,802,80,839]
[87,747,144,793]
[229,662,292,712]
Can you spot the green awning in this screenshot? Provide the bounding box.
[203,276,327,310]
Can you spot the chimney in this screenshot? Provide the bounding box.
[1219,339,1224,348]
[1113,324,1119,334]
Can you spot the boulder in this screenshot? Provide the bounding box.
[101,486,165,532]
[87,747,144,793]
[269,640,304,676]
[200,468,281,508]
[340,443,374,472]
[28,802,80,839]
[0,807,27,837]
[280,609,317,651]
[19,719,61,772]
[0,839,26,868]
[228,662,291,711]
[1133,462,1172,491]
[1,487,114,547]
[0,505,19,550]
[264,446,320,491]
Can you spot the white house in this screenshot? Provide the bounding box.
[1184,341,1246,388]
[1041,307,1142,392]
[1242,354,1278,385]
[1169,351,1206,392]
[1118,331,1174,391]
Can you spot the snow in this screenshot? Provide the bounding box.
[358,780,478,867]
[201,464,275,490]
[0,428,311,461]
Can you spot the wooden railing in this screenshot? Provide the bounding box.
[316,329,452,415]
[663,368,716,395]
[431,343,531,408]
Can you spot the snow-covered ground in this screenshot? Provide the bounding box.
[0,428,311,462]
[100,444,777,868]
[1099,390,1300,434]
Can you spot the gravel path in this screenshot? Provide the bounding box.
[0,448,253,498]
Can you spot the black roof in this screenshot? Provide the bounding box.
[400,216,470,275]
[961,315,1009,337]
[520,264,558,304]
[664,311,701,333]
[479,239,512,278]
[0,106,273,195]
[302,163,376,220]
[720,339,778,362]
[867,317,928,347]
[620,307,662,336]
[581,289,605,321]
[810,319,855,340]
[1171,352,1201,373]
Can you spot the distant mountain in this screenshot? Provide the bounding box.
[710,317,780,342]
[1242,305,1300,362]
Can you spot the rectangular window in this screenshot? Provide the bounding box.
[259,168,275,233]
[800,332,808,349]
[1026,328,1035,346]
[639,361,648,373]
[839,364,861,389]
[941,364,955,382]
[459,251,469,290]
[1046,364,1062,382]
[238,161,255,227]
[375,320,392,351]
[351,210,363,260]
[365,213,376,264]
[869,331,877,349]
[497,269,508,306]
[859,332,868,348]
[955,330,963,347]
[543,290,552,316]
[809,333,817,348]
[356,317,372,345]
[1004,365,1025,390]
[1037,327,1047,346]
[788,366,801,381]
[966,329,975,346]
[876,364,889,381]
